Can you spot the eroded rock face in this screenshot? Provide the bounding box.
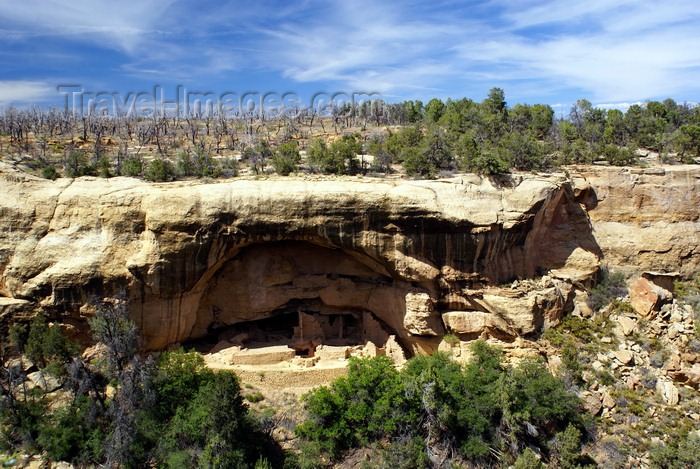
[629,277,673,316]
[572,165,700,278]
[0,164,604,351]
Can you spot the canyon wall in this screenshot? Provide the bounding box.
[0,162,697,352]
[572,166,700,278]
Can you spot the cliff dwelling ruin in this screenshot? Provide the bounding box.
[7,165,696,371]
[191,241,415,365]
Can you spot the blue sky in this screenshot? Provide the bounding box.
[1,0,698,112]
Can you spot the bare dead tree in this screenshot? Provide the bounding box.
[88,294,138,373]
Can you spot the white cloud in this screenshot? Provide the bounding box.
[499,0,638,29]
[253,0,700,102]
[455,1,700,102]
[0,0,698,104]
[258,1,466,94]
[0,0,176,52]
[0,80,55,106]
[594,102,643,111]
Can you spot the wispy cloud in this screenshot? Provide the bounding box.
[0,0,698,105]
[454,0,700,102]
[0,0,176,53]
[0,80,55,106]
[257,1,473,95]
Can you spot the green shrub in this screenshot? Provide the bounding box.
[401,147,433,177]
[370,436,430,469]
[161,370,267,467]
[41,165,59,180]
[408,344,503,459]
[37,397,102,463]
[24,311,78,372]
[611,389,646,417]
[176,150,194,176]
[610,300,635,314]
[442,333,460,345]
[64,149,97,177]
[291,440,326,469]
[603,145,636,166]
[297,341,585,465]
[674,275,700,337]
[121,156,143,177]
[0,389,48,449]
[194,150,221,178]
[144,158,175,182]
[385,126,423,163]
[255,456,273,469]
[97,156,112,178]
[154,348,213,418]
[272,141,301,176]
[220,156,239,177]
[649,431,700,469]
[296,355,410,457]
[673,275,700,298]
[514,448,543,469]
[307,135,361,175]
[550,424,584,469]
[8,323,29,354]
[596,370,616,386]
[245,391,264,403]
[501,357,582,432]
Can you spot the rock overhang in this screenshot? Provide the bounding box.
[0,164,602,351]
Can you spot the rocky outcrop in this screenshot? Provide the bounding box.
[0,163,600,351]
[629,274,674,316]
[572,165,700,278]
[3,163,696,353]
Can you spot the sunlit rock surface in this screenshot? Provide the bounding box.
[4,163,694,352]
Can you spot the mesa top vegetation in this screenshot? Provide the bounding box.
[1,89,698,181]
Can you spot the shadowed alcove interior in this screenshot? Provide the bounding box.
[190,241,419,356]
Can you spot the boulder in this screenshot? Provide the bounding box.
[668,368,700,389]
[571,289,593,318]
[615,349,634,365]
[51,462,75,469]
[615,316,637,336]
[615,349,634,366]
[26,371,60,393]
[547,355,563,375]
[630,277,673,316]
[664,352,681,372]
[602,392,616,409]
[581,392,603,415]
[441,311,493,335]
[641,271,680,293]
[404,292,442,336]
[656,379,680,405]
[477,285,567,337]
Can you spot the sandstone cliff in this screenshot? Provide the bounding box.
[572,165,700,278]
[1,163,697,353]
[0,163,602,352]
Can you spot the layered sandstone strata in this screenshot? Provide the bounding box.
[572,165,700,278]
[0,162,647,353]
